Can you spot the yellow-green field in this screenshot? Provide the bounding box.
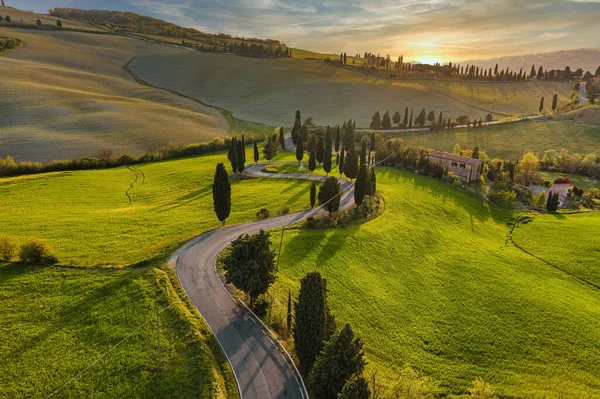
[0,28,228,163]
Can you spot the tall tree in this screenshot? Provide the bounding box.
[318,177,342,214]
[236,139,245,173]
[339,147,345,177]
[212,163,231,226]
[227,138,238,173]
[408,108,413,128]
[403,107,409,126]
[338,375,371,399]
[301,122,310,144]
[354,164,368,206]
[294,271,336,371]
[279,127,286,149]
[309,324,366,399]
[308,150,316,173]
[392,110,401,126]
[552,94,558,111]
[472,146,480,159]
[530,65,536,79]
[296,137,304,163]
[370,111,382,130]
[344,147,359,180]
[427,110,435,124]
[316,136,325,164]
[324,128,333,175]
[253,142,259,164]
[287,290,293,332]
[241,135,246,162]
[539,96,544,113]
[537,66,544,80]
[343,120,355,150]
[335,126,341,153]
[310,181,317,208]
[366,167,376,196]
[360,140,367,165]
[222,230,276,306]
[381,111,392,130]
[291,110,302,144]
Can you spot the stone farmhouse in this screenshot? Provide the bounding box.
[428,150,483,183]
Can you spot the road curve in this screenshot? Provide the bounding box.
[171,163,354,399]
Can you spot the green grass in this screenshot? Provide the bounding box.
[512,212,600,288]
[541,171,598,190]
[0,150,316,397]
[262,161,339,176]
[267,168,600,398]
[386,119,600,159]
[0,150,314,266]
[0,263,236,399]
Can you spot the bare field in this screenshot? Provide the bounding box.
[0,28,228,162]
[130,49,572,127]
[0,7,105,31]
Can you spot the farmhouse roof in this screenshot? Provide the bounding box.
[428,150,483,166]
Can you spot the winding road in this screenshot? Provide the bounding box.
[170,163,354,399]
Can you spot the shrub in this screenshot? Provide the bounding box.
[19,239,58,265]
[251,294,271,318]
[554,176,571,184]
[256,208,270,220]
[0,235,18,261]
[572,186,584,197]
[277,206,290,216]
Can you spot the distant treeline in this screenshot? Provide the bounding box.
[48,8,286,52]
[0,135,262,177]
[182,39,292,58]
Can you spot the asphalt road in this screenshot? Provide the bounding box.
[172,163,354,399]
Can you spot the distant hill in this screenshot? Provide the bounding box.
[462,48,600,75]
[49,8,281,47]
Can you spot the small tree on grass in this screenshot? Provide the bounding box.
[36,19,42,27]
[344,147,359,181]
[263,137,277,163]
[316,136,325,164]
[339,374,371,399]
[318,177,342,214]
[223,230,276,307]
[56,19,62,28]
[294,271,336,372]
[296,137,304,163]
[354,164,367,206]
[0,234,18,261]
[212,163,231,226]
[19,239,58,265]
[310,181,317,208]
[539,96,544,113]
[323,129,332,175]
[228,138,238,173]
[381,110,392,130]
[279,127,286,149]
[253,142,259,164]
[236,139,245,173]
[552,94,558,111]
[5,16,11,24]
[370,111,381,129]
[308,150,316,173]
[309,324,366,399]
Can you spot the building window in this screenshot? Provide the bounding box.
[451,162,457,167]
[460,164,466,168]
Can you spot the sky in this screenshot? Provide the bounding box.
[13,0,600,62]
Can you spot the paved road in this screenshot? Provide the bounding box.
[171,163,354,399]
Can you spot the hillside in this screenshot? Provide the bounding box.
[463,48,600,76]
[129,48,572,127]
[0,28,229,162]
[270,168,600,397]
[0,6,105,31]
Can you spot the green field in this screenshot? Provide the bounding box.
[266,168,600,397]
[386,118,600,159]
[0,149,317,397]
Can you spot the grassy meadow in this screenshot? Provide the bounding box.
[386,118,600,159]
[0,148,318,397]
[0,28,229,162]
[266,167,600,398]
[130,50,571,128]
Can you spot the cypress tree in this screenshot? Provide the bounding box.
[308,150,316,173]
[472,146,480,159]
[241,134,246,162]
[539,96,544,113]
[360,140,367,165]
[392,110,401,125]
[335,126,341,153]
[227,137,238,173]
[370,111,382,129]
[324,129,333,175]
[370,133,375,155]
[339,147,345,177]
[381,110,392,130]
[263,136,278,162]
[287,290,293,332]
[366,167,376,196]
[236,139,245,173]
[343,120,355,150]
[409,108,413,128]
[212,163,231,226]
[354,164,368,206]
[294,271,336,371]
[279,127,286,149]
[316,136,325,164]
[318,177,342,214]
[344,147,359,180]
[296,137,304,163]
[309,324,366,399]
[310,181,316,208]
[403,107,409,126]
[292,110,302,144]
[530,64,536,79]
[552,94,558,111]
[253,141,259,163]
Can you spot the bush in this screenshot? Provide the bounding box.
[251,294,271,318]
[0,234,18,261]
[19,239,58,264]
[554,176,571,184]
[256,208,270,220]
[277,206,290,216]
